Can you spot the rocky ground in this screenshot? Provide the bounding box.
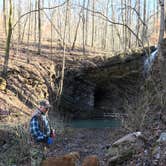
[47,119,166,166]
[0,119,166,166]
[48,127,126,166]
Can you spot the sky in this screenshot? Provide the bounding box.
[0,0,158,17]
[0,0,157,9]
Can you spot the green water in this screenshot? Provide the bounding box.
[68,119,121,128]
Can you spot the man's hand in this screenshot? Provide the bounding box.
[47,137,54,145]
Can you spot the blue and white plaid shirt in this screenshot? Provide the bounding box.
[30,110,50,142]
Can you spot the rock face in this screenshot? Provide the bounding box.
[106,132,145,166]
[6,62,56,109]
[61,77,95,119]
[60,48,155,119]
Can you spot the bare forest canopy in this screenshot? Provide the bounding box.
[0,0,162,53]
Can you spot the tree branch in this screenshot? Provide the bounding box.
[12,1,67,29]
[76,4,145,49]
[120,4,147,27]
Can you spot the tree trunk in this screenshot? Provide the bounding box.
[103,0,110,50]
[2,0,12,77]
[121,0,125,50]
[136,0,141,46]
[124,0,127,51]
[21,16,28,42]
[16,0,21,56]
[156,0,159,34]
[82,0,86,55]
[142,0,147,45]
[18,0,21,43]
[67,0,71,44]
[85,0,89,46]
[57,0,69,109]
[38,0,41,55]
[3,0,7,36]
[158,0,165,47]
[111,1,123,50]
[27,0,32,46]
[71,9,82,50]
[111,0,115,51]
[27,0,32,63]
[34,0,37,43]
[158,0,165,91]
[91,0,95,47]
[128,0,132,48]
[49,1,53,58]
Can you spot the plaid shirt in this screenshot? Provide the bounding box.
[30,110,50,142]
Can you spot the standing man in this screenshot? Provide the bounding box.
[29,100,55,166]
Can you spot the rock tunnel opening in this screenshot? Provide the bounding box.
[60,72,144,119]
[59,47,153,119]
[93,81,126,117]
[94,86,106,107]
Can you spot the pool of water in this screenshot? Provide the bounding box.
[67,119,121,128]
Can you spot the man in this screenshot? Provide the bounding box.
[29,100,55,166]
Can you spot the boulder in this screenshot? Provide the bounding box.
[106,132,145,166]
[112,132,142,146]
[157,132,166,142]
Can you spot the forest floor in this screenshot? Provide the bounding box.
[0,38,166,166]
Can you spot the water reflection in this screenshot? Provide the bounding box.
[67,119,121,128]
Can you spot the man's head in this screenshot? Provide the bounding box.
[39,100,51,114]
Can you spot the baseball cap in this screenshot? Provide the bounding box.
[39,100,51,109]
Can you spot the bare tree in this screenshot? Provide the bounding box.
[38,0,41,55]
[48,1,54,57]
[3,0,7,36]
[142,0,147,45]
[91,0,95,47]
[2,0,13,77]
[71,9,82,50]
[17,0,21,43]
[158,0,166,93]
[82,0,86,54]
[85,0,90,46]
[156,0,159,34]
[1,0,162,61]
[158,0,165,47]
[34,0,37,43]
[21,16,28,42]
[121,0,126,50]
[102,0,110,50]
[136,0,141,46]
[57,0,70,108]
[16,0,21,56]
[124,0,127,51]
[127,0,132,48]
[27,0,32,63]
[67,0,71,44]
